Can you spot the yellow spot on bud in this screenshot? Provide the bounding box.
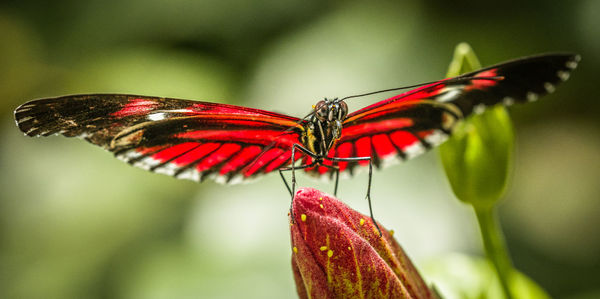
[312,105,316,109]
[293,246,298,253]
[319,204,324,209]
[360,218,365,226]
[347,246,351,251]
[327,250,333,258]
[320,246,328,251]
[301,214,307,222]
[389,229,395,236]
[319,197,323,201]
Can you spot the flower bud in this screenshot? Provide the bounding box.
[440,43,514,209]
[290,188,437,299]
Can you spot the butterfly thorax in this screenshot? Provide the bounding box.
[302,98,348,157]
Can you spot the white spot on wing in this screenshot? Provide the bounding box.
[214,174,228,184]
[526,92,539,102]
[76,132,90,139]
[117,150,142,162]
[227,174,244,185]
[566,60,578,69]
[380,153,402,168]
[339,171,353,180]
[424,130,448,147]
[503,97,515,106]
[544,82,556,93]
[17,116,33,124]
[404,142,425,159]
[473,103,486,115]
[153,163,181,176]
[148,112,166,121]
[557,70,570,81]
[133,156,161,170]
[436,89,462,103]
[147,109,193,122]
[168,109,193,113]
[25,127,38,135]
[19,104,36,109]
[176,168,200,182]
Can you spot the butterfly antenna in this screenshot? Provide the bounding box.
[339,75,504,102]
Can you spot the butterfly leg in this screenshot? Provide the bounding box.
[278,160,318,196]
[278,143,320,221]
[333,166,340,196]
[313,161,340,196]
[331,156,382,236]
[278,170,293,196]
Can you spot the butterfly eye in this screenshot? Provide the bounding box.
[338,101,348,119]
[314,100,328,121]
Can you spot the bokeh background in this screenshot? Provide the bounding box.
[1,1,599,298]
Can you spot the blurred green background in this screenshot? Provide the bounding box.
[1,1,599,298]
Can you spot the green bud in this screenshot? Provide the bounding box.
[439,43,514,209]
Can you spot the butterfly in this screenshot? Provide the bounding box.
[14,53,579,204]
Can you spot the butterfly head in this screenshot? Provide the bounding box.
[306,98,348,155]
[313,98,348,123]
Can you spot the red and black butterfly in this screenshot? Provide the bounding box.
[14,53,579,205]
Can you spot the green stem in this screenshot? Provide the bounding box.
[474,206,513,299]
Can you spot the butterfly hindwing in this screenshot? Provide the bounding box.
[15,94,307,183]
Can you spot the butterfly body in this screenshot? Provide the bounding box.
[15,53,580,185]
[302,98,348,157]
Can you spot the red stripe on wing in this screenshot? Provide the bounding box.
[317,157,333,175]
[338,118,414,143]
[219,146,263,176]
[465,69,499,90]
[265,151,293,173]
[174,129,298,147]
[389,131,419,151]
[244,148,283,177]
[196,143,242,172]
[355,136,372,166]
[372,134,396,158]
[334,142,353,172]
[138,145,170,155]
[111,98,158,117]
[152,142,201,161]
[302,156,315,173]
[173,143,220,166]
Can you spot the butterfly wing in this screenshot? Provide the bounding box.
[310,53,580,176]
[15,94,307,183]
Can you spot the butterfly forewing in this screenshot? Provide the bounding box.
[306,53,580,177]
[15,94,307,183]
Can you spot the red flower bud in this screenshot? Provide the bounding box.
[290,188,437,299]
